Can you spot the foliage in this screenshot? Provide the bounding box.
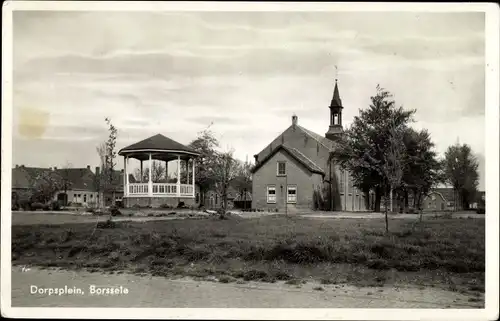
[28,170,64,204]
[332,85,416,212]
[212,149,240,217]
[443,143,479,209]
[187,126,220,202]
[231,159,253,202]
[96,118,118,207]
[402,128,442,209]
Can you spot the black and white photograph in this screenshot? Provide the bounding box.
[1,1,499,320]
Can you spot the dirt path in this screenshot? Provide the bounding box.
[10,267,482,308]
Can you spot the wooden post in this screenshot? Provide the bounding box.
[123,156,128,197]
[148,153,153,197]
[165,160,168,181]
[140,160,143,183]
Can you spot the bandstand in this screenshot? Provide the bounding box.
[118,134,200,208]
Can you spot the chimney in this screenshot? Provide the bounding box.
[121,169,124,173]
[15,165,18,168]
[292,114,298,127]
[21,165,25,168]
[253,154,258,164]
[54,166,58,170]
[95,166,100,177]
[87,165,90,170]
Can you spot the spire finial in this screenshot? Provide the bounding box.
[335,65,338,82]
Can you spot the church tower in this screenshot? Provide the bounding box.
[325,79,344,141]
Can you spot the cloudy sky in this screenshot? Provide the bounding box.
[12,10,485,189]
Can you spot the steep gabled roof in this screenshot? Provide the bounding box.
[297,125,336,151]
[251,143,325,176]
[119,134,199,156]
[56,168,96,190]
[12,167,51,189]
[12,166,97,191]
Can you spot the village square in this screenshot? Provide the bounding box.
[5,6,493,315]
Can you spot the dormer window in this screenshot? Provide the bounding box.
[277,161,286,176]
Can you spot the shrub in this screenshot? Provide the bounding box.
[109,206,122,216]
[177,201,185,208]
[31,202,44,211]
[442,213,453,219]
[476,207,485,214]
[49,201,61,211]
[96,219,116,229]
[160,203,171,209]
[408,208,415,214]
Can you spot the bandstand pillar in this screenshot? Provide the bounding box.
[148,153,153,197]
[177,155,181,197]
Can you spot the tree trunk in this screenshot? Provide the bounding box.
[375,186,382,213]
[404,189,409,213]
[384,187,389,234]
[363,189,370,211]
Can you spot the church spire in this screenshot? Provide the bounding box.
[330,79,343,108]
[325,76,344,141]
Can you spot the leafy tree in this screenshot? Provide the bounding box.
[401,128,442,212]
[29,170,63,204]
[443,143,479,210]
[187,126,219,205]
[231,159,253,209]
[333,85,415,213]
[212,149,239,218]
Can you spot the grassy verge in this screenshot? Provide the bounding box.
[12,216,484,294]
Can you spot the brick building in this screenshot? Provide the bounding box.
[251,80,369,212]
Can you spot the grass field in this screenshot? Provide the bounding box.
[11,215,485,294]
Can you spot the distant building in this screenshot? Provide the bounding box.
[251,79,369,212]
[12,164,99,207]
[422,187,484,211]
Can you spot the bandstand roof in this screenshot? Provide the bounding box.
[118,134,200,161]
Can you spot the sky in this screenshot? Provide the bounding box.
[12,10,486,190]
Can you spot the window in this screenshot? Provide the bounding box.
[90,194,93,199]
[287,185,297,203]
[267,186,276,203]
[215,194,218,205]
[83,194,87,202]
[277,161,286,176]
[78,194,81,198]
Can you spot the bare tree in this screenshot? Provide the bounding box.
[232,159,252,209]
[95,142,107,208]
[212,149,239,218]
[95,118,118,208]
[134,160,166,182]
[59,161,73,206]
